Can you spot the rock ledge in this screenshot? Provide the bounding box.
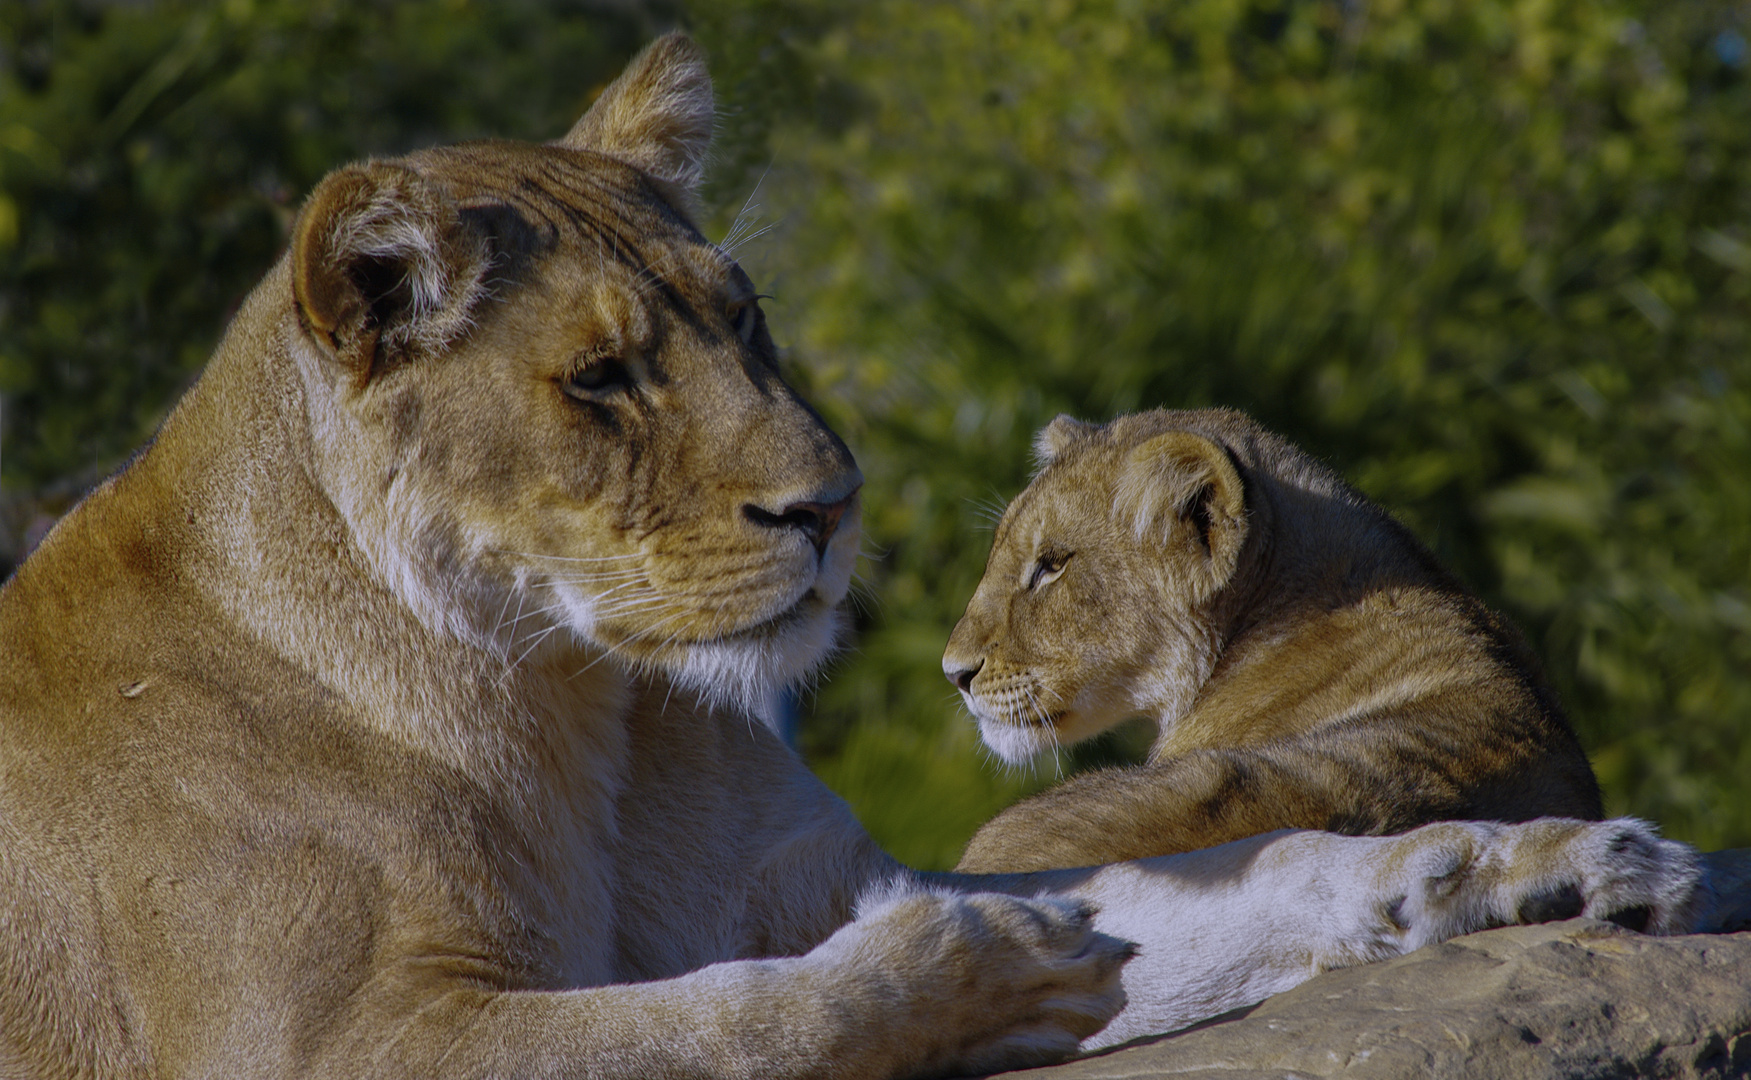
[1003,849,1751,1080]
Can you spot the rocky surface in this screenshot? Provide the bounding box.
[1003,849,1751,1080]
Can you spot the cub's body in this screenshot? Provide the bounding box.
[950,409,1602,873]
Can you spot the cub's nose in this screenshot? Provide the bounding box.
[744,489,859,557]
[945,660,982,693]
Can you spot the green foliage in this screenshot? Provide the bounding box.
[691,0,1751,866]
[5,1,1747,870]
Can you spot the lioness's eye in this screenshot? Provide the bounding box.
[1028,552,1070,590]
[730,300,760,344]
[562,359,632,399]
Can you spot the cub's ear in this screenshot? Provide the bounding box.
[291,163,488,385]
[1031,414,1097,472]
[559,33,713,205]
[1116,431,1248,595]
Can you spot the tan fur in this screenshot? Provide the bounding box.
[0,37,1149,1079]
[948,409,1604,873]
[0,39,1702,1079]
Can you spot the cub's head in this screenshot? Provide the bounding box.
[284,35,859,717]
[942,411,1259,764]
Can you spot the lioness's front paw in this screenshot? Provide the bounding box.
[839,887,1134,1076]
[1384,817,1704,952]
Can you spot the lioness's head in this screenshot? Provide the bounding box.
[942,411,1263,764]
[283,35,859,717]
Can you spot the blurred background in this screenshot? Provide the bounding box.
[2,0,1747,868]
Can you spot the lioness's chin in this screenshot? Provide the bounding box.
[664,596,848,727]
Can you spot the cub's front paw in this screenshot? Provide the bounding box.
[840,886,1135,1077]
[1385,817,1704,951]
[1494,817,1703,934]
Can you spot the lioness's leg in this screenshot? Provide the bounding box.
[929,817,1702,1048]
[353,890,1131,1080]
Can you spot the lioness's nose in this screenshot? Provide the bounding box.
[744,490,858,557]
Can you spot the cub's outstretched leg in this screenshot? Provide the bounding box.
[957,730,1591,872]
[949,816,1703,1049]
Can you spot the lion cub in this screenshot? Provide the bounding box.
[946,408,1604,873]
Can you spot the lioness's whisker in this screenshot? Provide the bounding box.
[592,606,670,625]
[846,570,883,619]
[723,217,782,255]
[498,597,562,634]
[535,572,650,588]
[490,579,522,640]
[585,591,663,610]
[718,171,770,253]
[549,574,652,594]
[500,623,565,679]
[504,551,645,564]
[564,611,689,682]
[493,587,531,639]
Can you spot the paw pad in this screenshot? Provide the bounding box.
[1515,884,1584,925]
[1603,905,1652,933]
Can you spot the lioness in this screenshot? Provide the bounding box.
[948,409,1606,874]
[0,36,1702,1079]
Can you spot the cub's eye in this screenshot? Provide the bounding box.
[1027,552,1071,590]
[562,358,632,400]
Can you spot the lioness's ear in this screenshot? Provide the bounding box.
[559,33,713,202]
[1032,414,1096,472]
[1116,432,1248,592]
[291,163,488,385]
